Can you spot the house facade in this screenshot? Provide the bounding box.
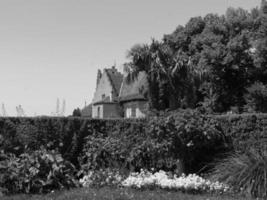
[91,66,148,119]
[92,66,123,118]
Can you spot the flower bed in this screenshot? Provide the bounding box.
[79,170,229,194]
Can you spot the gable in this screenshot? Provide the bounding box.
[92,71,114,103]
[92,67,123,104]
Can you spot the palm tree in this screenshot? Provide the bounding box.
[125,39,205,111]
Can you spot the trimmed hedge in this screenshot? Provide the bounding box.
[79,113,230,174]
[0,111,266,173]
[0,117,145,166]
[215,113,267,153]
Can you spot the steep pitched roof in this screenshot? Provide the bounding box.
[105,67,123,96]
[119,71,148,102]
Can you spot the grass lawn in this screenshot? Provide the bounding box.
[2,187,252,200]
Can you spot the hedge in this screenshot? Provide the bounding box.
[214,113,267,153]
[0,117,146,166]
[0,111,266,173]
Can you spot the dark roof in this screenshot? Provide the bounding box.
[105,67,123,96]
[119,71,148,102]
[119,94,146,102]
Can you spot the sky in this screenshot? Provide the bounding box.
[0,0,262,116]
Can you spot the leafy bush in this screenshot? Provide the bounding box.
[79,110,230,174]
[216,113,267,153]
[0,117,144,166]
[79,169,124,187]
[244,82,267,113]
[0,113,266,179]
[0,148,79,194]
[168,110,232,173]
[210,149,267,198]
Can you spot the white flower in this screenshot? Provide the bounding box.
[121,170,229,193]
[79,169,229,193]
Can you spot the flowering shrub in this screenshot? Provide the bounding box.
[121,170,229,193]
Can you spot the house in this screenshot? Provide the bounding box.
[119,71,148,118]
[81,103,92,118]
[92,66,123,118]
[91,66,148,119]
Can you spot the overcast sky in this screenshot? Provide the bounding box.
[0,0,261,116]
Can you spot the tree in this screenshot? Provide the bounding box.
[254,0,267,84]
[244,82,267,112]
[125,39,203,110]
[72,108,81,117]
[124,2,264,113]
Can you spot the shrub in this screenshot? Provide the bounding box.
[79,110,230,174]
[168,110,232,173]
[79,120,148,172]
[244,82,267,113]
[210,149,267,198]
[0,117,145,166]
[0,113,265,177]
[216,113,267,153]
[79,169,124,187]
[0,148,79,194]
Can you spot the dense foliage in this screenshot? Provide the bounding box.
[210,149,267,198]
[79,113,229,175]
[0,117,143,166]
[0,149,78,194]
[215,113,267,153]
[0,113,266,195]
[72,108,82,117]
[244,82,267,112]
[125,1,267,113]
[1,113,266,172]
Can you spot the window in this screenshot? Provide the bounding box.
[136,107,145,118]
[126,108,132,118]
[97,107,101,118]
[102,94,106,100]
